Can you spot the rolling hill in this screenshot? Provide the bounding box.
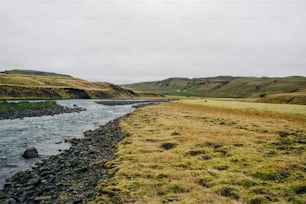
[1,69,72,78]
[0,70,139,99]
[124,76,306,104]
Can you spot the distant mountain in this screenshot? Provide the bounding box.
[0,70,141,99]
[1,69,72,78]
[124,76,306,104]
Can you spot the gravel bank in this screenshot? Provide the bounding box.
[0,116,127,203]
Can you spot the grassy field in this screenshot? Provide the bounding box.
[93,100,306,204]
[182,99,306,115]
[0,100,57,112]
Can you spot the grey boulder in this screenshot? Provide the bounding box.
[22,147,38,159]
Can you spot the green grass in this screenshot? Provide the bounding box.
[0,100,57,112]
[181,99,306,115]
[92,100,306,204]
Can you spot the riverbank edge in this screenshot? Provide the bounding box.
[0,103,160,203]
[95,99,173,106]
[0,104,86,120]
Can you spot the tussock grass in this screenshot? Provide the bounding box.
[93,100,306,203]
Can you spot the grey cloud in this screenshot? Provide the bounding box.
[0,0,305,84]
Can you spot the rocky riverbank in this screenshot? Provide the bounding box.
[0,116,127,203]
[0,105,86,120]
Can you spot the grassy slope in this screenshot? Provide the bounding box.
[124,76,306,102]
[0,73,139,99]
[0,73,115,89]
[93,100,306,204]
[0,100,57,112]
[256,92,306,105]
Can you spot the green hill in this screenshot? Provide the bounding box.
[1,69,72,78]
[124,76,306,104]
[0,71,139,99]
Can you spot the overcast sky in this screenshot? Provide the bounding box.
[0,0,305,84]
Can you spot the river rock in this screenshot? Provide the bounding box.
[22,147,38,159]
[34,196,52,201]
[4,198,16,204]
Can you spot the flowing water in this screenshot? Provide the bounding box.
[0,100,135,189]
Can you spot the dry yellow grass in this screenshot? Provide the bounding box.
[0,74,111,90]
[0,74,141,99]
[93,101,306,204]
[182,99,306,115]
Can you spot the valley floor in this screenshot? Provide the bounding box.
[93,100,306,203]
[1,99,305,203]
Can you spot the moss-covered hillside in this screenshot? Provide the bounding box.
[125,76,306,104]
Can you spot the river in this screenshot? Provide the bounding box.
[0,99,135,189]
